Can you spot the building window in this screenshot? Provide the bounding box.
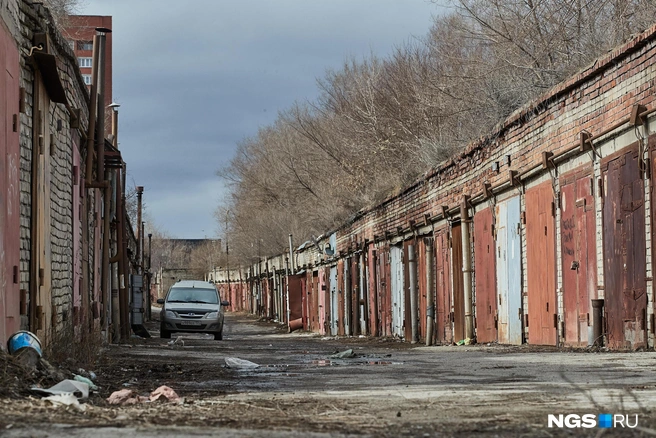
[82,74,92,85]
[78,57,92,68]
[67,40,75,50]
[78,41,93,51]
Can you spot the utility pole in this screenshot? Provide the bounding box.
[225,212,230,287]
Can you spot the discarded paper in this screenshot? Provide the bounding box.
[43,393,86,412]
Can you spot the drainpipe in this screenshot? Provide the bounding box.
[592,299,604,347]
[266,261,271,319]
[78,34,99,332]
[29,74,41,332]
[102,169,111,335]
[272,265,278,320]
[344,260,351,335]
[425,238,435,346]
[85,35,98,183]
[371,250,378,337]
[95,28,111,183]
[147,232,152,321]
[117,164,129,340]
[111,229,120,342]
[285,256,291,325]
[461,202,474,340]
[408,244,418,344]
[136,187,143,273]
[359,251,367,336]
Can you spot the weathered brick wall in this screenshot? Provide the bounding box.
[15,0,91,333]
[227,25,656,348]
[333,25,656,253]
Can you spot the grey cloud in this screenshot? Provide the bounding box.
[81,0,441,237]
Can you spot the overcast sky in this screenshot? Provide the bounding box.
[78,0,442,239]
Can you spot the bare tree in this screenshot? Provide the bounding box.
[217,1,656,263]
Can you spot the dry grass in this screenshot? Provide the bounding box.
[44,321,105,371]
[0,350,31,397]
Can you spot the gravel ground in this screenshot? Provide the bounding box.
[1,311,656,437]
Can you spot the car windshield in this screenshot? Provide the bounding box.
[167,287,218,304]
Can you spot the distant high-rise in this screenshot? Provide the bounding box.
[62,15,113,133]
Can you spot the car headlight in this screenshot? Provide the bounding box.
[165,310,177,319]
[205,312,218,319]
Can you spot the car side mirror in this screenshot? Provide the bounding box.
[221,300,230,307]
[156,298,165,305]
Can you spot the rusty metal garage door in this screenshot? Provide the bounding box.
[495,196,523,345]
[0,28,21,346]
[330,265,338,336]
[560,167,596,346]
[390,244,405,338]
[368,246,378,337]
[451,222,466,343]
[435,227,453,344]
[526,181,557,345]
[603,144,646,349]
[474,207,497,343]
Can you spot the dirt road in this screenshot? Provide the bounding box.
[2,312,656,437]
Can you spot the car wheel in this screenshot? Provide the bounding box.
[160,323,171,339]
[214,330,223,340]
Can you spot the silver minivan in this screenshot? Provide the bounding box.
[157,280,229,340]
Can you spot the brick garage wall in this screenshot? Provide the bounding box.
[229,25,656,348]
[333,24,656,253]
[15,1,91,332]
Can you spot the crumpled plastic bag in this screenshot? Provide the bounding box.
[74,374,98,391]
[150,385,180,403]
[31,379,89,400]
[107,386,181,405]
[329,349,356,359]
[106,388,149,405]
[225,357,259,369]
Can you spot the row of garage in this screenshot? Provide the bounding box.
[216,25,656,350]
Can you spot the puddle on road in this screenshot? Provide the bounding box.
[232,360,403,370]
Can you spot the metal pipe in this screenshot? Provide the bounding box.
[425,238,435,346]
[96,30,109,182]
[225,216,230,287]
[266,261,271,319]
[136,186,143,273]
[101,169,111,336]
[117,165,130,340]
[359,251,367,335]
[111,106,118,148]
[461,203,474,340]
[272,266,278,320]
[29,74,41,332]
[147,233,152,321]
[285,257,291,325]
[110,168,120,342]
[344,260,351,335]
[85,35,99,183]
[592,299,604,347]
[371,250,378,337]
[408,244,418,344]
[111,227,120,342]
